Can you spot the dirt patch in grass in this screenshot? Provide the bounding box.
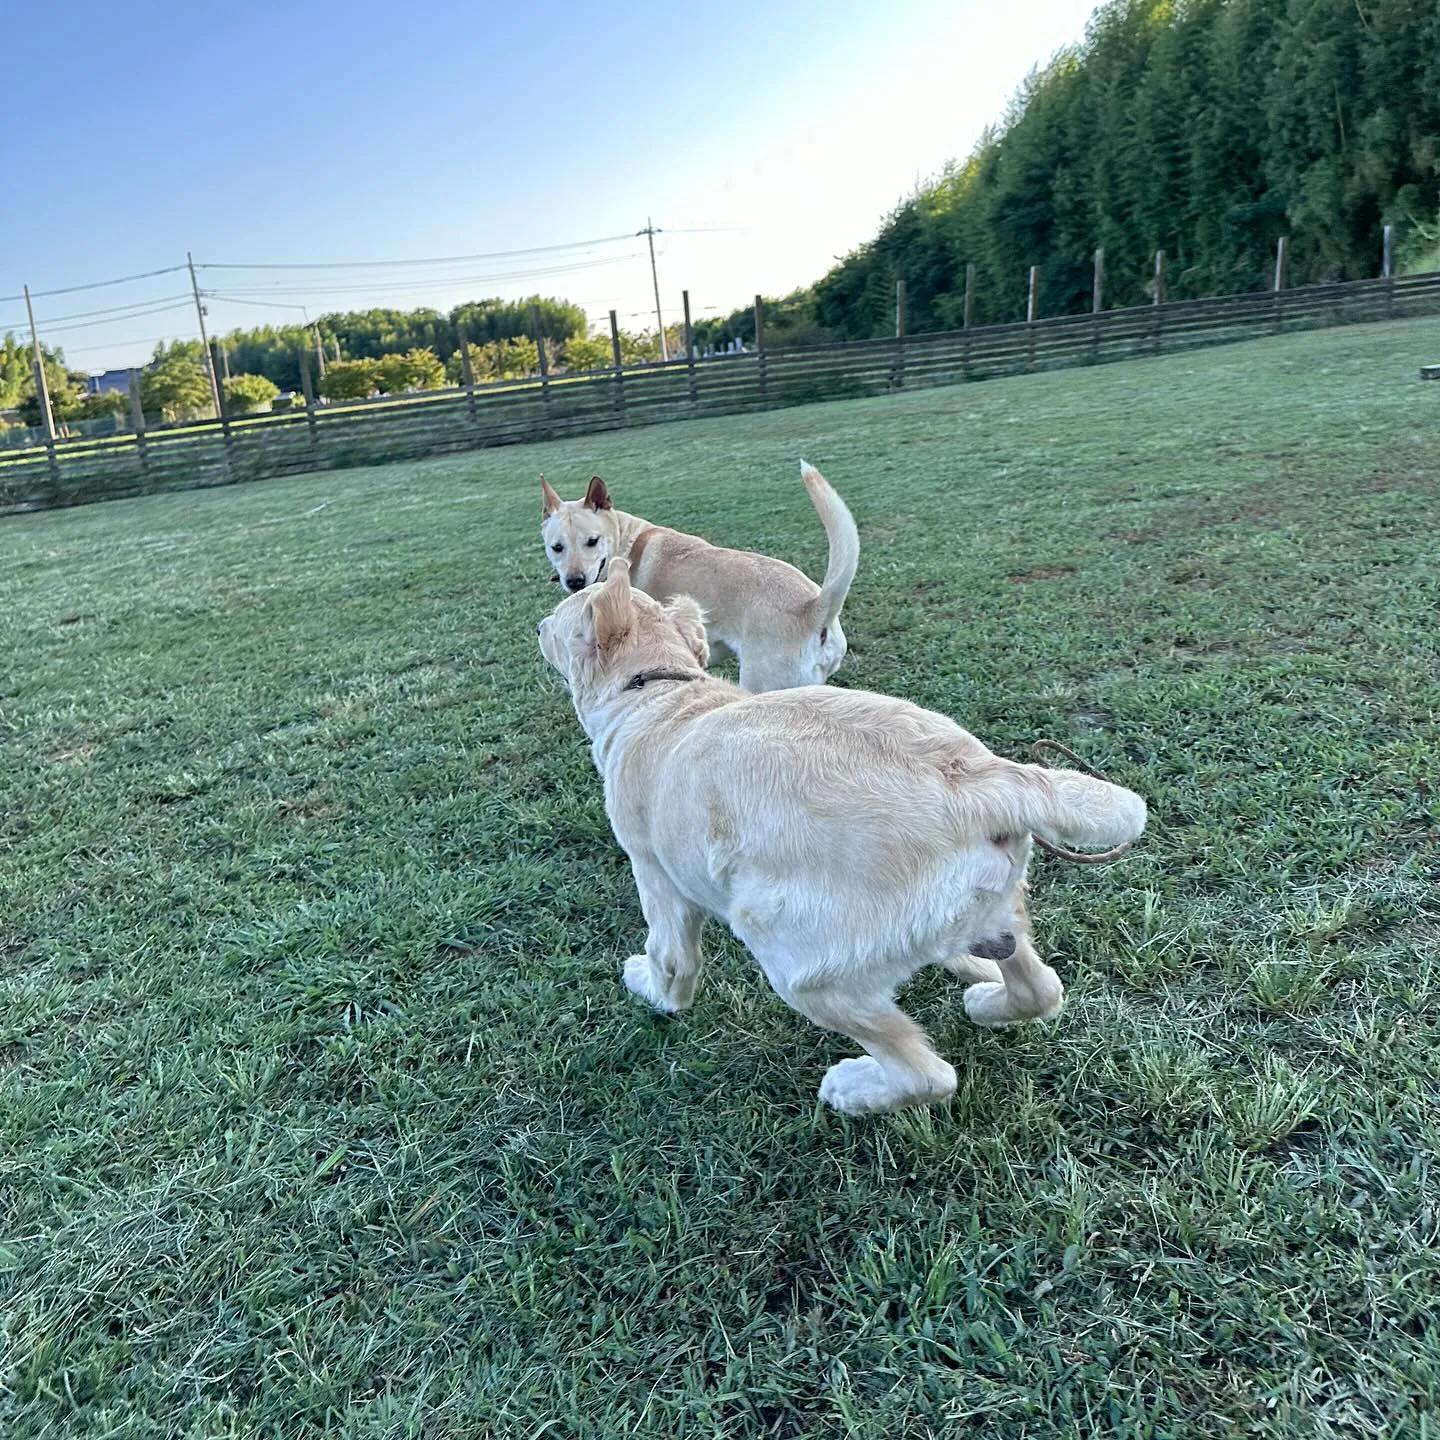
[48,743,95,764]
[1172,638,1240,658]
[1008,564,1075,582]
[1364,470,1434,493]
[277,794,345,822]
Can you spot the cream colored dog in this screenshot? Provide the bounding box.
[537,559,1148,1115]
[539,462,858,692]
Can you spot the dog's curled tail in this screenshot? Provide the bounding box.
[1017,765,1147,854]
[956,759,1147,856]
[800,461,860,630]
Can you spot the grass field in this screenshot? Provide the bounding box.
[2,318,1438,1438]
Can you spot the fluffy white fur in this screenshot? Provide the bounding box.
[538,560,1148,1115]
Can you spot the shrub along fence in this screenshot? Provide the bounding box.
[3,269,1438,514]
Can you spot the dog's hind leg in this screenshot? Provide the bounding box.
[943,878,1031,986]
[787,983,957,1115]
[736,642,800,695]
[622,859,705,1015]
[961,932,1064,1028]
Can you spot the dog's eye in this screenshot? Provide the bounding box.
[585,537,599,548]
[551,543,564,553]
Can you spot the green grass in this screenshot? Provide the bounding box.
[2,318,1438,1438]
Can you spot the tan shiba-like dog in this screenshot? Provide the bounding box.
[539,462,858,692]
[537,559,1148,1115]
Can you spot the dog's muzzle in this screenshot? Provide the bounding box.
[565,574,587,592]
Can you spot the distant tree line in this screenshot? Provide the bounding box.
[217,296,590,394]
[1,335,129,429]
[1,294,681,432]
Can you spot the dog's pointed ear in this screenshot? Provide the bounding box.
[541,476,563,519]
[584,475,612,512]
[582,557,633,652]
[665,595,709,668]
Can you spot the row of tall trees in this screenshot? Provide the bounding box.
[805,0,1440,338]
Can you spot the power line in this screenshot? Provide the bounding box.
[199,254,642,298]
[42,301,194,336]
[205,293,311,312]
[53,334,177,357]
[194,232,638,271]
[2,225,736,305]
[34,294,192,327]
[24,264,188,300]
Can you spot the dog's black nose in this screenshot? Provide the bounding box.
[565,575,586,592]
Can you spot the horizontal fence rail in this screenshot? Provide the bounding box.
[4,270,1439,514]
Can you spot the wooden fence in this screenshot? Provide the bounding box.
[4,269,1438,514]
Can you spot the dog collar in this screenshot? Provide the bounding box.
[621,668,708,693]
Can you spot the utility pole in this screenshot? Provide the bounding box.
[22,285,56,441]
[638,217,668,361]
[187,251,224,418]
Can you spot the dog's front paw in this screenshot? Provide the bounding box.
[622,954,682,1015]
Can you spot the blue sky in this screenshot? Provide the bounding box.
[4,0,1101,371]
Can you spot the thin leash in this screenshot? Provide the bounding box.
[1027,738,1136,865]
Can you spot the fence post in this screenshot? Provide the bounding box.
[212,341,233,450]
[754,295,767,406]
[1273,236,1288,331]
[128,369,149,477]
[1091,247,1104,362]
[125,368,149,480]
[457,322,477,421]
[1026,265,1039,369]
[298,350,318,448]
[1152,249,1166,351]
[1382,224,1395,317]
[531,303,553,433]
[609,309,625,423]
[893,278,906,390]
[963,262,975,377]
[682,289,698,410]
